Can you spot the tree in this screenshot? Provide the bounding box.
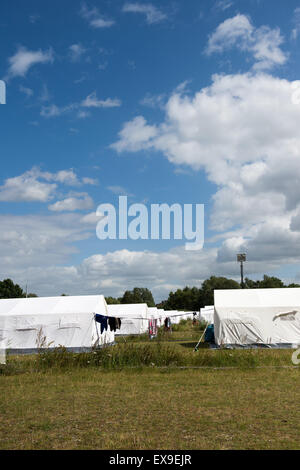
[244,275,284,289]
[201,276,240,306]
[0,279,25,299]
[121,287,155,307]
[159,286,203,311]
[106,296,121,305]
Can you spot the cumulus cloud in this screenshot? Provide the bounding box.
[111,116,158,152]
[6,46,54,79]
[0,170,57,202]
[80,3,115,28]
[111,72,300,275]
[122,2,167,24]
[0,213,93,271]
[206,14,287,70]
[5,239,297,300]
[0,168,97,203]
[48,193,94,212]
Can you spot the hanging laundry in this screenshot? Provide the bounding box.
[108,317,117,332]
[116,318,122,330]
[95,314,108,334]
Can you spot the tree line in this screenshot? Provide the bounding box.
[1,275,300,312]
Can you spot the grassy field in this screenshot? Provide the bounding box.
[1,321,300,450]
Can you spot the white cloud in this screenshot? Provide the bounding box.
[214,0,233,11]
[140,92,166,109]
[77,110,91,119]
[81,92,121,108]
[80,212,103,224]
[6,46,54,79]
[107,185,133,197]
[123,2,167,24]
[111,116,158,152]
[111,73,300,275]
[0,213,93,272]
[206,14,287,70]
[0,168,96,203]
[291,7,300,40]
[82,177,98,185]
[19,85,34,98]
[40,92,121,118]
[40,103,76,118]
[69,43,87,62]
[29,14,40,24]
[0,169,57,202]
[79,3,115,28]
[48,193,94,212]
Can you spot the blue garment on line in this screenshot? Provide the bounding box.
[95,314,108,334]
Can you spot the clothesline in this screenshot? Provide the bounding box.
[100,312,196,321]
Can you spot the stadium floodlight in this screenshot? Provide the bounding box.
[237,253,247,288]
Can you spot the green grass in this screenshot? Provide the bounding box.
[1,320,300,449]
[1,367,300,449]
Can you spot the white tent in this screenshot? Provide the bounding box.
[200,306,214,324]
[147,307,158,317]
[107,303,149,335]
[214,288,300,347]
[184,312,196,320]
[156,309,165,327]
[166,311,181,324]
[0,295,114,354]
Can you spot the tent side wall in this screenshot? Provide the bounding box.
[107,304,149,336]
[214,289,300,347]
[0,295,114,354]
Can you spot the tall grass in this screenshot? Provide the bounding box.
[1,341,297,375]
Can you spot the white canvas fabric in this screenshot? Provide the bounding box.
[214,288,300,347]
[200,306,214,324]
[147,307,158,317]
[184,312,195,320]
[0,295,113,353]
[166,311,181,324]
[107,304,149,335]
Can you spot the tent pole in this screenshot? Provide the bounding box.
[194,322,209,352]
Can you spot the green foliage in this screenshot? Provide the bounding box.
[160,277,240,311]
[0,279,25,299]
[160,286,203,311]
[201,276,241,305]
[121,287,155,307]
[244,275,284,289]
[105,296,121,305]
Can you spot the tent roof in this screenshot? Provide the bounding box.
[214,288,300,309]
[107,303,148,318]
[0,295,107,316]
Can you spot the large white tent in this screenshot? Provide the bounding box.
[200,306,214,324]
[214,288,300,347]
[0,295,113,354]
[166,311,181,324]
[107,303,149,335]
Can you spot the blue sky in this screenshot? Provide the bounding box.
[1,0,300,300]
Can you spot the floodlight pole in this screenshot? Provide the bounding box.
[237,254,246,289]
[240,260,244,289]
